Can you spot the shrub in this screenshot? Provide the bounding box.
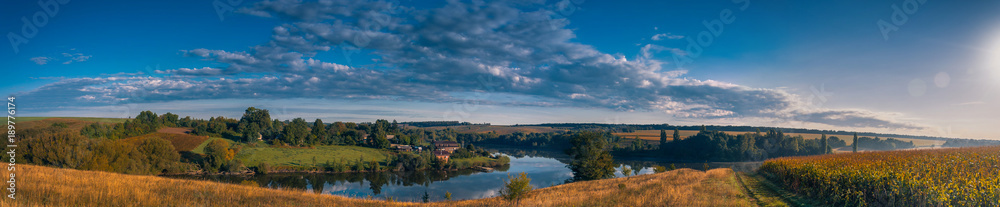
[254,162,270,175]
[500,172,533,202]
[203,139,233,173]
[653,165,666,173]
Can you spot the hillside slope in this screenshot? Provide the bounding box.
[1,164,753,206]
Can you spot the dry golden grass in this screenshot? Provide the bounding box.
[1,164,753,207]
[438,168,755,207]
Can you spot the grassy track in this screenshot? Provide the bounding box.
[736,172,797,207]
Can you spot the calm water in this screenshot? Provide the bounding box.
[167,147,760,202]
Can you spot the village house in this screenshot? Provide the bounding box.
[433,140,460,152]
[434,150,451,163]
[391,144,414,152]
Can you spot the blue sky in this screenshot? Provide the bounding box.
[3,0,999,139]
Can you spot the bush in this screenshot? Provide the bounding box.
[621,165,632,177]
[203,139,233,173]
[500,172,533,202]
[223,159,246,173]
[653,165,667,173]
[254,162,270,175]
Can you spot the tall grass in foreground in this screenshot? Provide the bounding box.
[1,164,752,206]
[760,146,1000,206]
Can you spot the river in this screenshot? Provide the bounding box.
[166,147,761,202]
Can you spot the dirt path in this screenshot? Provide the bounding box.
[735,172,797,207]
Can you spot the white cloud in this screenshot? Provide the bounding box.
[62,52,92,64]
[31,52,92,65]
[651,33,683,41]
[30,57,50,65]
[13,0,924,131]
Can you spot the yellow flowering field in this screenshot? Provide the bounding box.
[760,146,1000,206]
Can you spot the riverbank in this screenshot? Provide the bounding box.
[3,163,754,206]
[160,156,510,176]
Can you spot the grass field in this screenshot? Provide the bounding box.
[13,117,129,123]
[612,130,702,142]
[1,164,755,206]
[614,130,945,148]
[125,132,211,152]
[191,137,236,154]
[8,117,107,132]
[760,145,1000,206]
[236,145,392,167]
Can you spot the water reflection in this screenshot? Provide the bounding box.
[167,147,761,201]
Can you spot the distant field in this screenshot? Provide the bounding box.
[126,131,210,152]
[612,130,702,142]
[13,117,129,123]
[236,145,392,167]
[423,125,565,135]
[10,117,106,132]
[615,130,945,147]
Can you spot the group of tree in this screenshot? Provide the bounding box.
[399,121,475,127]
[565,131,617,181]
[942,139,1000,148]
[202,139,242,173]
[80,111,164,139]
[18,123,183,175]
[853,136,915,151]
[652,129,827,161]
[458,131,576,149]
[526,123,950,141]
[450,144,492,159]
